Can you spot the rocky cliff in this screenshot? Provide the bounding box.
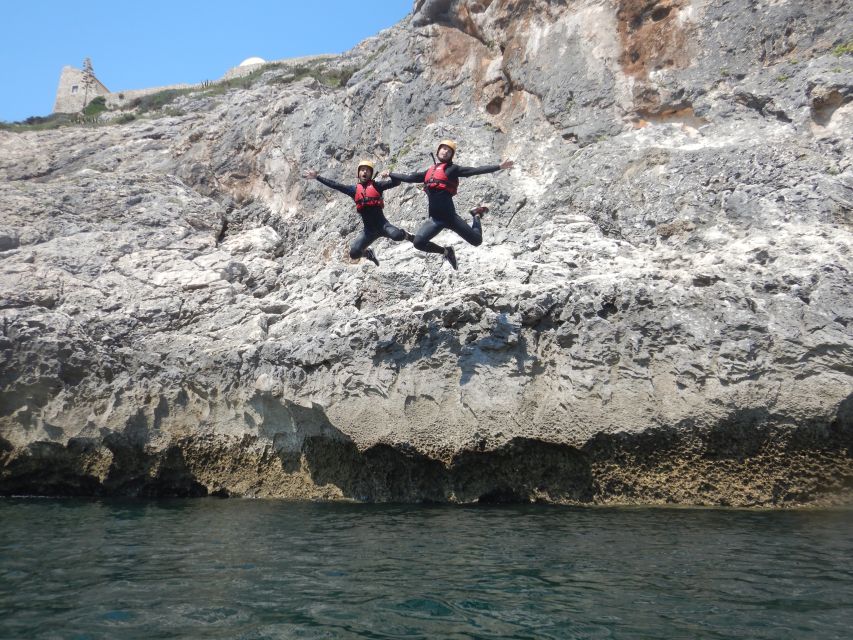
[1,0,851,505]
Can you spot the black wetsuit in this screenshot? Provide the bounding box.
[315,175,408,259]
[390,163,501,254]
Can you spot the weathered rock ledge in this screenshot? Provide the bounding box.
[2,417,851,506]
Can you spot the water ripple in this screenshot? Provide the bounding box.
[0,500,851,639]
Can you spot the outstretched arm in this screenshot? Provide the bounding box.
[447,159,513,178]
[389,170,428,183]
[375,172,402,192]
[302,169,356,198]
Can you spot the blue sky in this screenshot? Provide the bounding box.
[0,0,412,122]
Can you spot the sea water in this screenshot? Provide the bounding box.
[1,499,851,639]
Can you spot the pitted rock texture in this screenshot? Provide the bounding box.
[1,0,852,505]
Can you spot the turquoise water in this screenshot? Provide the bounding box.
[0,500,851,639]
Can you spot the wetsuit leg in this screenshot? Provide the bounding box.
[381,220,407,242]
[350,227,381,259]
[446,212,483,247]
[412,218,446,255]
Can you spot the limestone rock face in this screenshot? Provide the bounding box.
[1,0,852,505]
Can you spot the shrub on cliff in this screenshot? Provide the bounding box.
[129,89,190,114]
[82,96,107,117]
[0,113,77,132]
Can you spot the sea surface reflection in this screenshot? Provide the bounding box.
[1,499,851,639]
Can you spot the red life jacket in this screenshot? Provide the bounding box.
[354,181,383,211]
[424,163,459,195]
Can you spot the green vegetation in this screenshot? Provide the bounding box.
[129,89,188,114]
[82,96,107,118]
[0,113,78,132]
[776,73,790,82]
[322,66,358,88]
[201,65,272,96]
[831,40,853,56]
[266,61,359,89]
[0,109,143,132]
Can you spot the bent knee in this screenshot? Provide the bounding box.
[389,229,406,242]
[470,236,483,247]
[412,236,429,251]
[349,248,362,260]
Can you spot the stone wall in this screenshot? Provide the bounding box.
[52,66,110,114]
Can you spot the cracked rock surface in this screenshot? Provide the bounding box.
[1,0,852,505]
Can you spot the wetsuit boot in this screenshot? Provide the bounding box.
[444,246,458,270]
[364,248,380,266]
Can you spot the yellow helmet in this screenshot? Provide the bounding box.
[437,139,457,154]
[356,159,375,174]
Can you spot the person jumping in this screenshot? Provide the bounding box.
[303,160,413,266]
[387,140,513,270]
